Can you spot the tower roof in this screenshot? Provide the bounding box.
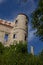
[18,13,29,21]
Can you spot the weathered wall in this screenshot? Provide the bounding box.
[0,14,28,46]
[0,24,12,46]
[8,14,28,45]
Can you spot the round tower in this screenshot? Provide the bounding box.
[13,13,29,43]
[2,14,29,46]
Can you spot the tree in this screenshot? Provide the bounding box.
[0,42,4,54]
[37,50,43,65]
[0,42,43,65]
[15,41,28,53]
[31,0,43,40]
[39,50,43,61]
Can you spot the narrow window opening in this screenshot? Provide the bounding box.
[15,20,18,24]
[25,35,27,41]
[13,34,16,38]
[26,22,28,25]
[15,20,18,27]
[4,34,8,42]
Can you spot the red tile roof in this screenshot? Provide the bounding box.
[0,19,13,28]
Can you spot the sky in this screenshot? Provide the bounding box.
[0,0,43,55]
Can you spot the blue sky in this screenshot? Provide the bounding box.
[0,0,43,55]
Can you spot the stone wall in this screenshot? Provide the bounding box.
[0,14,28,46]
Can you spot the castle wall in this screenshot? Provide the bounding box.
[0,24,12,46]
[0,31,5,43]
[0,14,28,46]
[8,14,28,45]
[0,24,12,33]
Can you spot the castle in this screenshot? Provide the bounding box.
[0,13,28,46]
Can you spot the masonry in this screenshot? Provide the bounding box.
[0,13,28,46]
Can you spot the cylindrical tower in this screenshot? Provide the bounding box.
[13,13,28,43]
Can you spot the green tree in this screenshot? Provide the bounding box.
[39,50,43,65]
[0,42,43,65]
[0,42,4,54]
[31,0,43,40]
[15,41,28,53]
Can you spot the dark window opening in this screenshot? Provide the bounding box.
[4,34,8,42]
[15,20,18,27]
[15,20,18,24]
[25,35,27,41]
[13,34,16,38]
[26,22,28,25]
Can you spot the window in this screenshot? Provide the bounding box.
[15,20,18,27]
[25,35,27,41]
[26,21,28,25]
[15,20,18,24]
[4,34,8,42]
[13,34,16,38]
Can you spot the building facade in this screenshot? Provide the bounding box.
[0,14,28,46]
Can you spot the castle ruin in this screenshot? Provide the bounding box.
[0,13,28,46]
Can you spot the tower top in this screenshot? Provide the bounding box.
[18,13,29,21]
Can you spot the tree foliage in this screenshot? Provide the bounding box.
[0,42,43,65]
[31,0,43,40]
